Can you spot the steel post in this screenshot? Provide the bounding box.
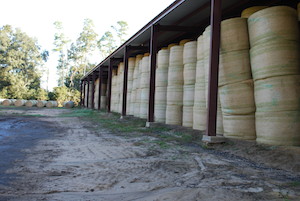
[98,67,102,110]
[147,25,158,123]
[80,81,83,107]
[91,73,96,109]
[206,0,222,136]
[122,46,129,117]
[87,77,90,108]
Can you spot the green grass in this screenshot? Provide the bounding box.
[58,108,203,149]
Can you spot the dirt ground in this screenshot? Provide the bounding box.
[0,107,299,201]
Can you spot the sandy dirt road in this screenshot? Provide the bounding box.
[0,107,299,201]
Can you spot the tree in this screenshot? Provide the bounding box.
[98,21,129,59]
[53,21,70,87]
[111,21,129,44]
[97,31,117,59]
[66,18,98,89]
[0,25,46,99]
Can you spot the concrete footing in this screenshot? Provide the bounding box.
[145,122,159,128]
[202,135,226,144]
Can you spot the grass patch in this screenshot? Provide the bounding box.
[58,108,203,149]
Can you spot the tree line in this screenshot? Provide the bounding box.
[0,19,128,105]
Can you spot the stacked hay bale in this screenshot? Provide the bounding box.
[25,100,38,107]
[100,82,107,110]
[135,58,144,117]
[111,69,119,112]
[193,35,207,131]
[88,80,93,109]
[140,53,150,119]
[182,41,197,127]
[155,48,169,123]
[166,40,189,125]
[94,78,100,109]
[241,6,268,18]
[219,18,256,140]
[131,55,143,116]
[118,62,124,113]
[203,26,223,135]
[127,57,136,115]
[248,6,300,145]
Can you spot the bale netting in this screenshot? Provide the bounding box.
[248,6,299,47]
[46,101,58,108]
[37,100,47,108]
[256,111,300,146]
[241,6,268,18]
[25,100,38,107]
[64,101,75,108]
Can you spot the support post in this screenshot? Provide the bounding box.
[121,46,129,117]
[98,67,102,110]
[91,73,96,109]
[107,59,113,113]
[204,0,224,143]
[147,25,158,125]
[87,77,90,108]
[80,81,83,107]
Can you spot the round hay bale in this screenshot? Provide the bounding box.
[248,6,299,47]
[37,100,47,108]
[182,106,193,128]
[64,101,75,108]
[223,114,256,140]
[254,75,300,112]
[46,101,58,108]
[219,80,255,115]
[25,100,38,107]
[256,110,300,146]
[14,99,26,107]
[250,40,300,81]
[166,104,182,125]
[197,35,204,60]
[193,106,207,131]
[219,49,252,86]
[241,6,268,18]
[220,17,250,52]
[183,41,197,65]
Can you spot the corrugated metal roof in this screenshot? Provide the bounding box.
[81,0,297,80]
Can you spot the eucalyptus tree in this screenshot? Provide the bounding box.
[53,21,70,86]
